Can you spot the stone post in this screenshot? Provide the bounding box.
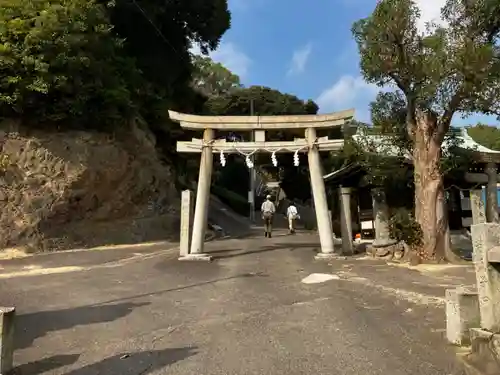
[485,162,499,223]
[339,187,353,255]
[470,189,486,225]
[306,127,336,259]
[371,187,397,248]
[0,307,15,375]
[179,190,193,258]
[471,223,500,331]
[186,128,214,261]
[445,286,480,346]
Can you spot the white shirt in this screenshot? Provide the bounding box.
[287,205,298,218]
[261,200,276,213]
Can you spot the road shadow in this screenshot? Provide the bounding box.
[215,226,316,241]
[89,272,268,306]
[12,354,80,375]
[62,347,197,375]
[209,242,319,259]
[215,228,266,241]
[15,302,149,350]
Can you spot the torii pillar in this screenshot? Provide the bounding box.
[188,128,214,260]
[306,127,336,257]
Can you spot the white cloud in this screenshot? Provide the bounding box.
[211,42,251,78]
[316,76,500,126]
[287,43,312,76]
[414,0,447,34]
[316,75,380,122]
[313,1,448,122]
[191,41,251,79]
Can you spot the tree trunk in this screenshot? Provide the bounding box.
[412,114,452,263]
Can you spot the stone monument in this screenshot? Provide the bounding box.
[446,222,500,374]
[369,187,398,258]
[179,189,196,260]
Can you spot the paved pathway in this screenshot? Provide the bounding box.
[0,230,470,375]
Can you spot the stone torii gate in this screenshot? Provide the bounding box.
[169,109,354,260]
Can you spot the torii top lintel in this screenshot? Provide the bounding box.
[168,109,355,130]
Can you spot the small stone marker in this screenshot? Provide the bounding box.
[0,307,15,375]
[445,287,479,346]
[339,187,353,255]
[470,189,486,225]
[471,223,500,332]
[179,190,192,258]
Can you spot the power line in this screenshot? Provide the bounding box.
[129,0,179,54]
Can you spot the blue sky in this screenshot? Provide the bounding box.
[199,0,500,127]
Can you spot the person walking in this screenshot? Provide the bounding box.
[261,195,276,238]
[286,201,299,234]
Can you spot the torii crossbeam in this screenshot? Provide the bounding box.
[176,137,344,153]
[169,109,355,261]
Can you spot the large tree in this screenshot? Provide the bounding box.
[106,0,230,123]
[352,0,500,262]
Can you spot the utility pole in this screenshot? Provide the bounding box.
[249,99,256,222]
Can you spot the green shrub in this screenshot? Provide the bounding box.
[0,0,139,128]
[388,207,423,248]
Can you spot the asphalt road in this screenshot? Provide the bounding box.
[0,231,467,375]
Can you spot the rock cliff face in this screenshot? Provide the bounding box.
[0,120,179,253]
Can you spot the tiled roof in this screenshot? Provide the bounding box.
[351,127,500,157]
[323,127,500,180]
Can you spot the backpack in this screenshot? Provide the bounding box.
[262,211,273,219]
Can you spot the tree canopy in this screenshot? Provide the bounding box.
[191,55,241,97]
[0,0,230,128]
[353,0,500,136]
[204,85,318,117]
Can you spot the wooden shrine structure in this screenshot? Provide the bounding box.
[169,109,355,260]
